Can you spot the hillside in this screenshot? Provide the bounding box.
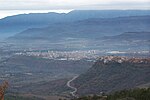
[8,16,150,40]
[72,56,150,96]
[0,55,93,95]
[101,32,150,40]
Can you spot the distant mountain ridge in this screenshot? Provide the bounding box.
[1,10,150,38]
[72,56,150,96]
[8,16,150,41]
[6,15,150,51]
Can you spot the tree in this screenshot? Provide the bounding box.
[0,81,9,100]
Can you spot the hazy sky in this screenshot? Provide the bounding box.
[0,0,150,10]
[0,0,149,19]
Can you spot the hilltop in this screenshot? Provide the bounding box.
[98,56,150,64]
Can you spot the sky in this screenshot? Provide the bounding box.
[0,10,72,19]
[0,0,150,19]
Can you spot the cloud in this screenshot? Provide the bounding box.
[0,0,150,10]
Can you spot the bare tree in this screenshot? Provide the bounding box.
[0,81,8,100]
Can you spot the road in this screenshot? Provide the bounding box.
[67,76,78,98]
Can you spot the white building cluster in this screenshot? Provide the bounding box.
[16,50,102,60]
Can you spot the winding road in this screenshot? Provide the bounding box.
[67,76,78,98]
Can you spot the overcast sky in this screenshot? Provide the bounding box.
[0,0,150,10]
[0,0,149,19]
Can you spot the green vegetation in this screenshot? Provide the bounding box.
[72,95,107,100]
[73,88,150,100]
[107,88,150,100]
[5,95,45,100]
[4,88,150,100]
